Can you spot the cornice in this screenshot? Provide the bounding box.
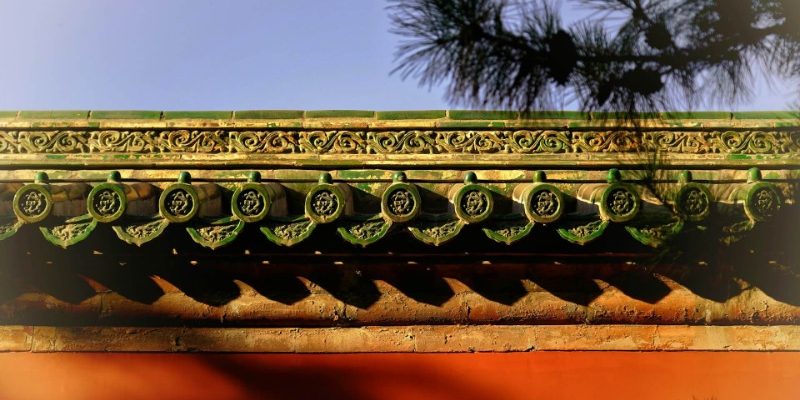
[0,111,796,250]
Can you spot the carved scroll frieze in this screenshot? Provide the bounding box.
[0,129,797,156]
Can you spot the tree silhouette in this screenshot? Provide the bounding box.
[389,0,800,114]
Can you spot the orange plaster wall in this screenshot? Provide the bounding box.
[0,352,798,400]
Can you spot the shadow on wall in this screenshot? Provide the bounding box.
[0,206,798,324]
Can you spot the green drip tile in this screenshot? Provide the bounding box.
[305,110,375,118]
[733,111,799,120]
[0,111,18,119]
[234,110,305,119]
[90,110,162,119]
[376,110,447,120]
[163,111,232,119]
[18,110,89,119]
[448,110,519,120]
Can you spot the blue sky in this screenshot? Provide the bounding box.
[0,0,795,111]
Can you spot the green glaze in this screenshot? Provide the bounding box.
[260,216,317,247]
[453,183,494,224]
[90,110,161,119]
[436,121,507,128]
[40,214,98,249]
[599,183,641,223]
[376,110,447,120]
[557,220,609,245]
[336,214,392,247]
[448,110,519,120]
[304,182,346,224]
[159,182,200,223]
[13,183,52,224]
[112,218,170,247]
[0,218,22,241]
[18,110,90,119]
[87,181,127,223]
[408,217,464,246]
[674,182,713,222]
[482,215,534,245]
[187,217,245,250]
[521,183,565,224]
[743,181,782,222]
[732,111,798,120]
[305,110,375,118]
[231,182,272,223]
[234,110,304,119]
[625,220,684,248]
[163,111,232,119]
[381,181,421,223]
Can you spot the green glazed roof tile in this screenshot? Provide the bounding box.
[732,111,798,120]
[376,110,447,120]
[90,110,162,119]
[521,111,590,119]
[448,110,519,120]
[437,121,506,128]
[234,110,305,119]
[18,110,90,119]
[305,110,375,118]
[163,111,233,119]
[661,111,732,120]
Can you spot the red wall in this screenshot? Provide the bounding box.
[0,352,798,400]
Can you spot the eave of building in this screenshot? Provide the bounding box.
[0,110,796,250]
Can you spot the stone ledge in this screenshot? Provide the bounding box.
[1,325,798,352]
[0,110,795,129]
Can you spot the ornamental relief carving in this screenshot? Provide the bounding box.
[606,188,637,217]
[387,189,416,217]
[124,220,167,239]
[271,220,314,240]
[750,187,780,219]
[237,189,266,217]
[92,189,122,217]
[19,190,48,217]
[418,220,461,239]
[195,223,240,243]
[89,130,158,152]
[460,190,490,217]
[0,129,796,155]
[164,190,194,217]
[158,130,226,153]
[486,218,530,239]
[310,190,338,217]
[678,187,710,217]
[48,221,94,242]
[345,219,387,240]
[531,190,560,218]
[568,220,607,237]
